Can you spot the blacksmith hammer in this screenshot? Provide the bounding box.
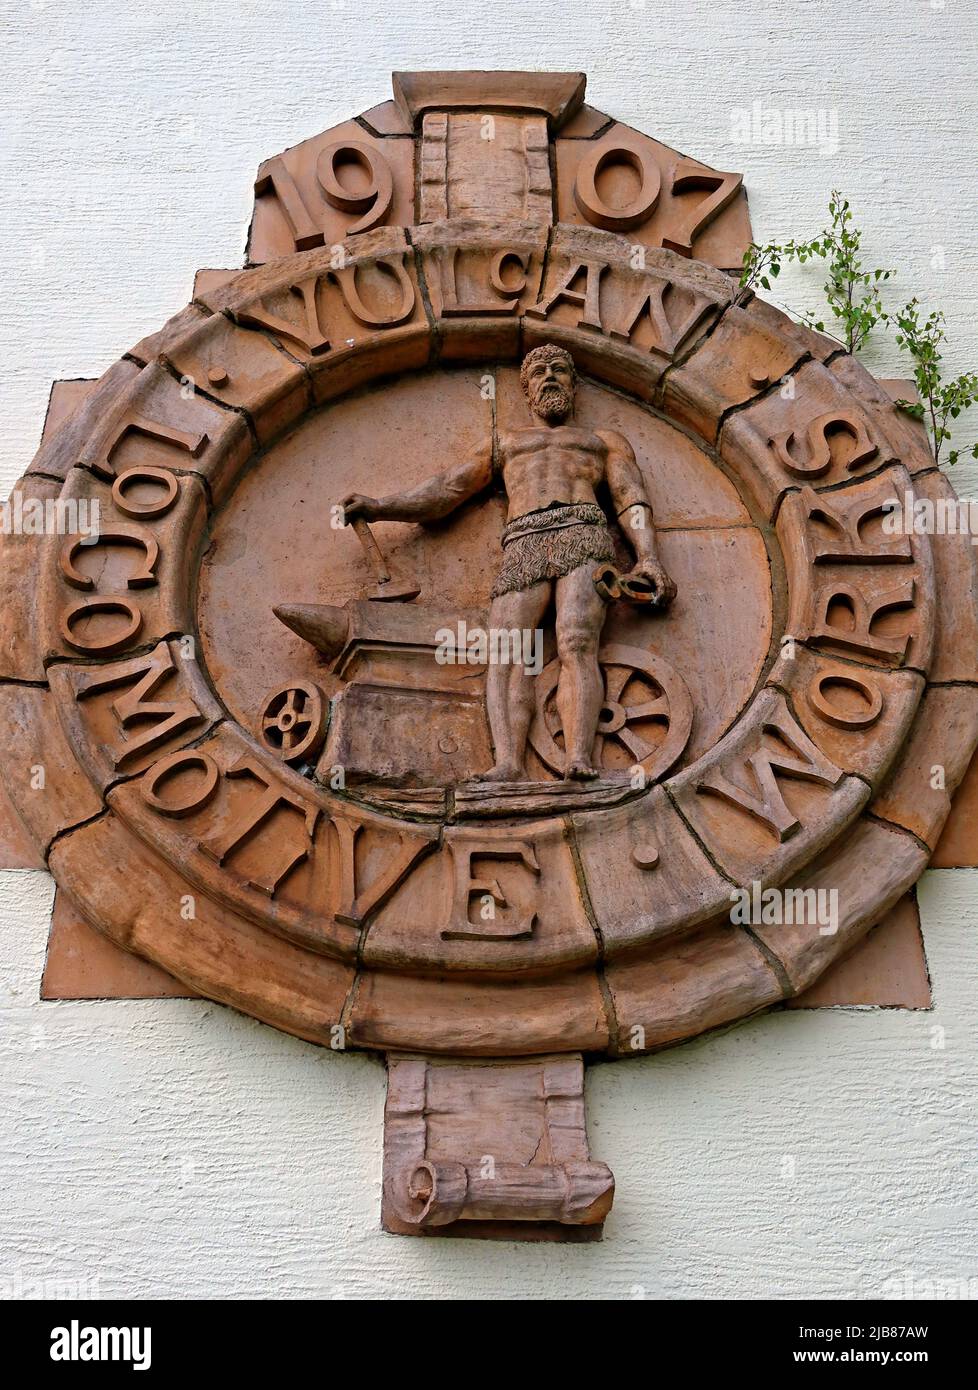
[350,516,421,602]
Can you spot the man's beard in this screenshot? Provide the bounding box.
[532,383,573,422]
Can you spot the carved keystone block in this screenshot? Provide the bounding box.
[419,112,552,224]
[382,1053,613,1241]
[414,217,548,358]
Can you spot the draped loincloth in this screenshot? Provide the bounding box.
[490,502,615,599]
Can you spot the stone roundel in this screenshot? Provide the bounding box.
[2,220,976,1060]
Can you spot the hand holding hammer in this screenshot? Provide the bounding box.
[340,494,421,603]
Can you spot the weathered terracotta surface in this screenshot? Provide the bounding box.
[0,773,44,869]
[3,216,972,1045]
[4,206,971,1053]
[661,302,826,444]
[49,640,223,791]
[382,1054,612,1239]
[73,358,252,507]
[721,358,902,522]
[192,268,238,298]
[604,921,786,1055]
[42,892,195,1000]
[747,816,929,996]
[834,358,938,469]
[26,360,141,482]
[777,465,935,675]
[559,104,613,140]
[104,721,405,963]
[392,71,587,129]
[48,812,355,1045]
[765,645,924,789]
[571,791,731,955]
[348,968,610,1056]
[872,685,978,849]
[202,228,432,406]
[0,683,103,853]
[523,226,736,400]
[159,309,313,445]
[412,219,548,358]
[249,118,416,265]
[362,817,599,975]
[669,687,870,886]
[4,69,977,1240]
[554,122,752,272]
[40,378,99,436]
[197,367,497,729]
[41,466,209,666]
[787,892,931,1010]
[358,99,413,138]
[931,748,978,867]
[419,113,552,225]
[127,303,210,368]
[0,475,61,680]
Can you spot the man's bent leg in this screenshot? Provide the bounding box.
[476,581,551,782]
[555,563,607,780]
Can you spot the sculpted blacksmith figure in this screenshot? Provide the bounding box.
[342,344,676,781]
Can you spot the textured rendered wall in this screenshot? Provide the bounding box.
[1,0,976,1299]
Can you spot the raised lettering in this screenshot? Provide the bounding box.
[142,749,220,817]
[329,254,416,328]
[769,412,880,479]
[111,466,180,518]
[525,260,606,332]
[199,755,319,896]
[802,485,912,564]
[81,414,207,482]
[438,246,527,316]
[442,840,541,940]
[254,155,324,251]
[696,702,843,841]
[609,277,714,357]
[238,275,330,355]
[331,816,436,927]
[316,141,394,236]
[808,670,884,730]
[810,579,916,663]
[60,525,159,591]
[663,160,743,257]
[573,144,661,232]
[60,597,143,655]
[72,640,206,768]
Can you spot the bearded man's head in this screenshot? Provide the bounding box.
[520,343,576,423]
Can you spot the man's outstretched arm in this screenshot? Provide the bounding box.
[341,440,493,524]
[601,429,677,608]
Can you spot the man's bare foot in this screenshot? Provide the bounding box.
[564,758,599,781]
[471,763,525,784]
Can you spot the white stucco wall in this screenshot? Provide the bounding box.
[1,0,977,1299]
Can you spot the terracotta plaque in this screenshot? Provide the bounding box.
[2,72,975,1241]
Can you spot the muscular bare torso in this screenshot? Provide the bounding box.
[498,425,611,521]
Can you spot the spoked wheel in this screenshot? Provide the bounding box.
[528,643,692,781]
[258,681,328,764]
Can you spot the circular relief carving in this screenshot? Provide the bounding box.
[528,643,693,781]
[4,223,974,1061]
[258,681,328,765]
